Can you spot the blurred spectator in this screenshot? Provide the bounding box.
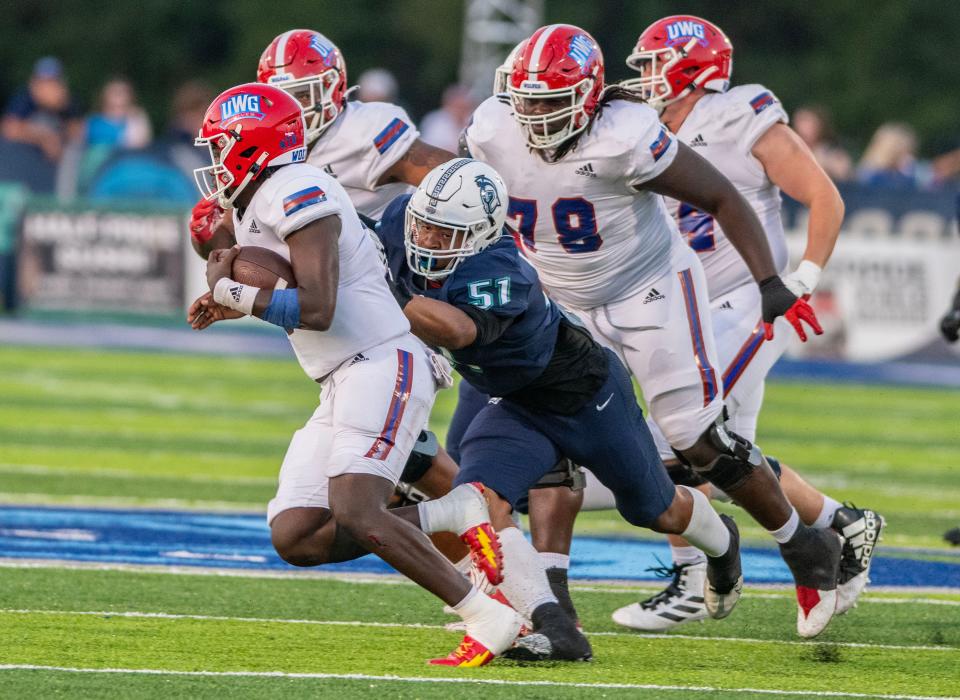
[792,105,853,181]
[1,57,83,163]
[85,77,152,149]
[420,84,477,152]
[356,68,399,103]
[856,122,920,190]
[932,146,960,186]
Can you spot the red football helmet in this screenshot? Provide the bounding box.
[508,24,604,149]
[257,29,348,144]
[194,83,307,208]
[623,15,732,112]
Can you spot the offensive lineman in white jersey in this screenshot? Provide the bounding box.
[186,83,522,665]
[608,15,882,631]
[463,23,842,637]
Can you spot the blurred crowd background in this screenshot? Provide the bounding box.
[1,0,957,365]
[1,0,959,202]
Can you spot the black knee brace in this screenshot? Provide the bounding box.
[766,455,783,479]
[399,430,438,484]
[674,418,763,493]
[666,461,709,488]
[530,458,587,491]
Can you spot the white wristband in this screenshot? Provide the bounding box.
[213,277,259,315]
[783,260,822,297]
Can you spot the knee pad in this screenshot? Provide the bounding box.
[399,430,438,484]
[649,387,723,452]
[674,417,763,493]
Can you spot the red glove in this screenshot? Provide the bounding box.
[759,276,824,342]
[189,197,224,247]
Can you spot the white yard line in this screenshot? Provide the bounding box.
[1,559,957,602]
[2,608,956,654]
[0,664,955,700]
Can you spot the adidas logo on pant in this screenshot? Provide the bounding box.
[690,134,707,147]
[643,288,665,304]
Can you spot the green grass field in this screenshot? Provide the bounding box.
[1,344,958,698]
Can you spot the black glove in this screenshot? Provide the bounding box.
[758,276,823,342]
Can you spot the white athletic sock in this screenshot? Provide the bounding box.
[539,552,570,571]
[811,496,843,530]
[497,526,558,619]
[678,485,731,557]
[671,544,707,566]
[452,585,513,652]
[770,508,801,544]
[417,483,481,535]
[454,554,472,575]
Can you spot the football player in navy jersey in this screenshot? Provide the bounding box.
[376,158,743,663]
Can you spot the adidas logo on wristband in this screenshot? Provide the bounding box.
[230,285,243,303]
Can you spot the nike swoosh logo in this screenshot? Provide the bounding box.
[596,394,614,411]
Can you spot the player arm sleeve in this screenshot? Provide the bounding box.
[272,178,343,241]
[364,106,420,188]
[457,304,515,346]
[738,88,789,153]
[625,115,679,190]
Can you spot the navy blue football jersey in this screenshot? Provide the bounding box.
[376,194,561,397]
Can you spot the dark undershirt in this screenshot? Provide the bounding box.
[460,306,609,415]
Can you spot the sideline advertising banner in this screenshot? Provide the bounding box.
[782,186,959,362]
[16,201,187,316]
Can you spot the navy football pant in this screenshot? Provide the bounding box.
[454,350,676,527]
[445,380,490,464]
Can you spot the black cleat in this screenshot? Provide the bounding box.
[704,514,743,619]
[779,524,843,638]
[502,602,592,661]
[832,504,884,614]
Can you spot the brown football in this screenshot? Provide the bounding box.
[231,246,297,289]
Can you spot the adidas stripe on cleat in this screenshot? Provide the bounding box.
[429,635,495,667]
[833,504,885,614]
[611,561,708,631]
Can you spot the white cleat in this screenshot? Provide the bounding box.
[796,586,839,638]
[612,562,709,631]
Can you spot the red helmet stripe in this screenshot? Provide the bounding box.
[275,30,298,69]
[528,24,561,73]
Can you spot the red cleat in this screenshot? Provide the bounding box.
[460,521,504,587]
[429,635,496,667]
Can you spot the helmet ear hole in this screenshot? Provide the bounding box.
[239,146,258,158]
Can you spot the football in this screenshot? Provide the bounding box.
[231,246,297,290]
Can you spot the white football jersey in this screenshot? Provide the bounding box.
[465,96,682,310]
[666,84,790,300]
[307,100,419,219]
[233,163,410,379]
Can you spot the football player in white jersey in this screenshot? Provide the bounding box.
[187,28,466,560]
[606,15,882,632]
[186,84,523,665]
[463,23,842,637]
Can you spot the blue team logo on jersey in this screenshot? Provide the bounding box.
[475,175,501,217]
[309,35,337,66]
[665,20,708,47]
[219,93,265,125]
[567,34,596,69]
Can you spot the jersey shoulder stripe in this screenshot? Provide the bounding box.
[374,118,410,154]
[649,127,672,161]
[283,186,327,216]
[749,91,776,114]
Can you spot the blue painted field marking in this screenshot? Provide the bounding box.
[0,506,957,588]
